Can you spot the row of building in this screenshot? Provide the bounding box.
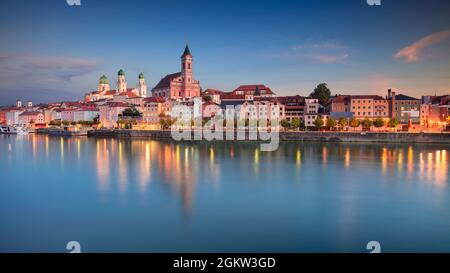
[0,45,449,131]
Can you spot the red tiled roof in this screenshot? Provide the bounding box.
[153,72,181,90]
[232,84,274,95]
[77,107,99,111]
[204,89,225,95]
[61,108,77,112]
[103,102,129,108]
[118,90,140,98]
[331,95,350,103]
[63,101,84,107]
[19,111,41,116]
[350,95,385,100]
[220,94,246,100]
[144,97,166,103]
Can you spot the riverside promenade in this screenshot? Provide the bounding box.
[87,129,450,144]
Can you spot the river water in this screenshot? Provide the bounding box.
[0,135,449,252]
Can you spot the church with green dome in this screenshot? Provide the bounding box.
[85,70,148,102]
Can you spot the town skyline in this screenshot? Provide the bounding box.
[0,0,450,104]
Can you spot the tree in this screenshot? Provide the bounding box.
[313,117,324,130]
[280,119,290,131]
[362,118,373,131]
[310,83,331,106]
[350,118,360,131]
[388,118,399,131]
[338,117,348,131]
[62,120,70,126]
[121,107,141,117]
[326,117,337,131]
[373,118,385,130]
[202,94,212,102]
[70,121,77,126]
[159,118,167,129]
[291,118,302,131]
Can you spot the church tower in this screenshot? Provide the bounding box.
[180,44,200,98]
[97,75,110,93]
[136,73,147,97]
[181,45,193,84]
[116,69,127,94]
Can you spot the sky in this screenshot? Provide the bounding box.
[0,0,449,104]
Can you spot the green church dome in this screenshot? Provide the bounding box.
[139,73,145,79]
[99,75,109,84]
[118,69,125,76]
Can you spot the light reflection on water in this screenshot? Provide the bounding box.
[0,134,449,253]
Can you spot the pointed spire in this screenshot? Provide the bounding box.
[181,44,192,57]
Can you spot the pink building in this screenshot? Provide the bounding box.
[202,102,222,118]
[99,102,129,128]
[18,111,45,127]
[152,45,201,99]
[61,109,76,122]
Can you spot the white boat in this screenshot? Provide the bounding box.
[0,125,17,134]
[15,126,29,135]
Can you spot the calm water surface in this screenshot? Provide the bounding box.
[0,134,449,252]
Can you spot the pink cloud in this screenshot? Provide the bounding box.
[272,41,350,64]
[395,29,450,63]
[309,54,349,64]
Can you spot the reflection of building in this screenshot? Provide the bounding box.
[152,45,201,99]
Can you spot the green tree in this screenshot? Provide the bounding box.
[388,118,399,131]
[310,83,331,106]
[291,118,302,131]
[121,107,141,117]
[280,119,290,131]
[373,118,385,130]
[62,120,70,126]
[159,118,167,129]
[338,117,348,131]
[362,118,373,131]
[326,117,337,131]
[350,118,360,131]
[202,94,212,102]
[313,117,324,130]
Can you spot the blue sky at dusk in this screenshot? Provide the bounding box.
[0,0,449,104]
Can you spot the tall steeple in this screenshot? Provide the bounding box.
[181,44,192,58]
[116,69,127,94]
[136,73,147,97]
[181,44,193,85]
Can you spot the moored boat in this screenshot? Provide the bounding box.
[0,125,17,134]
